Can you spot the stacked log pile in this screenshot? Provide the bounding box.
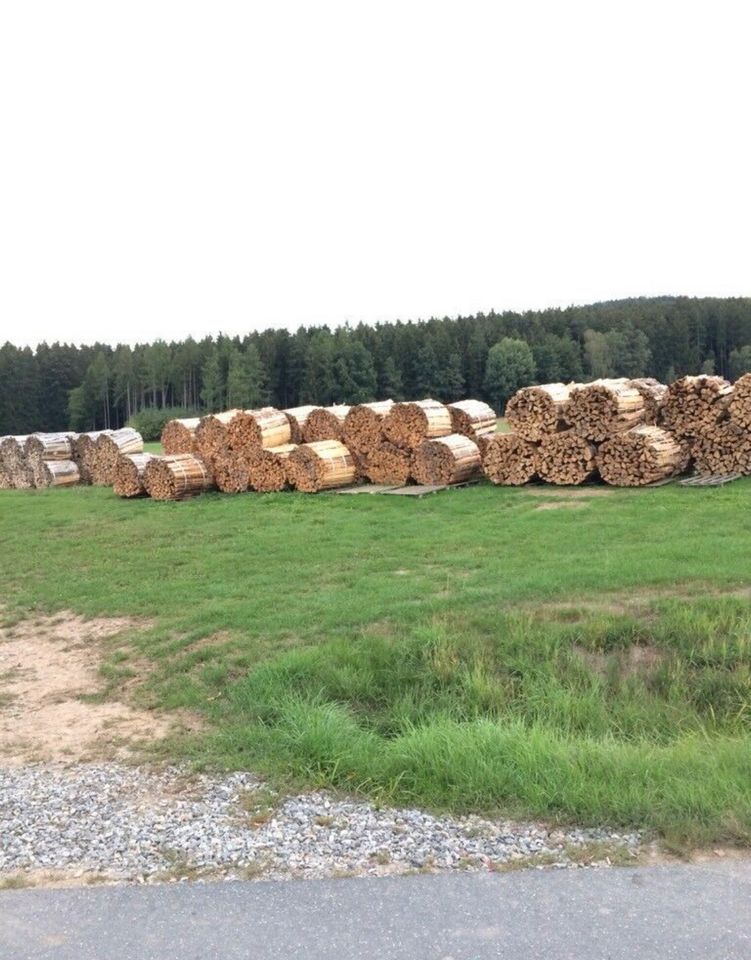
[382,399,453,448]
[91,428,144,485]
[565,380,646,442]
[143,454,215,501]
[447,400,496,441]
[286,440,358,492]
[483,434,538,486]
[304,405,351,442]
[113,453,155,498]
[343,401,394,453]
[73,431,111,484]
[283,406,318,443]
[412,434,482,486]
[598,427,688,486]
[161,417,200,455]
[248,444,297,492]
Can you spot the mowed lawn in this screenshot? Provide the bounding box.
[1,480,751,846]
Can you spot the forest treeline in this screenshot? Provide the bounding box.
[3,295,751,435]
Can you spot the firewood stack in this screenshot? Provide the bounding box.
[505,384,573,441]
[598,426,689,486]
[565,380,646,442]
[629,379,668,424]
[211,449,251,494]
[411,434,482,486]
[447,400,497,442]
[343,401,395,453]
[72,431,111,484]
[662,375,742,474]
[35,460,81,488]
[248,444,297,492]
[538,432,598,485]
[113,453,155,498]
[161,417,201,455]
[0,436,33,488]
[92,428,144,485]
[227,407,291,452]
[143,454,215,501]
[283,406,318,443]
[303,405,351,442]
[362,441,412,485]
[382,399,453,449]
[286,440,358,492]
[483,434,538,486]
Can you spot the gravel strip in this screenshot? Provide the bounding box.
[0,764,641,883]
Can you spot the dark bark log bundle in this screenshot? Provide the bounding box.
[286,440,357,492]
[483,434,539,485]
[0,442,12,488]
[565,380,646,442]
[505,383,573,441]
[303,405,352,442]
[72,431,111,485]
[35,460,80,488]
[248,444,297,492]
[661,376,733,439]
[411,433,482,486]
[210,449,251,493]
[161,417,201,455]
[195,410,243,461]
[448,400,497,440]
[598,426,689,486]
[382,399,453,449]
[143,454,215,500]
[25,433,74,461]
[362,442,413,485]
[226,407,291,452]
[692,421,751,475]
[113,453,156,497]
[92,428,144,485]
[729,373,751,431]
[283,406,318,444]
[628,379,668,425]
[343,401,394,453]
[0,436,33,488]
[538,432,598,485]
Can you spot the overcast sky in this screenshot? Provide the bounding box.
[1,1,749,349]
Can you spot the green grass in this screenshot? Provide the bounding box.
[1,480,751,845]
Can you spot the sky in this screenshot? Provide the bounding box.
[1,1,749,349]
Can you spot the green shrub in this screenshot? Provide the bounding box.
[126,407,201,442]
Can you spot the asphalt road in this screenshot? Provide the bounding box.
[2,862,750,960]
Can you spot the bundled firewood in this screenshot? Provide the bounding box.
[343,401,394,453]
[25,433,74,461]
[212,449,251,494]
[0,436,33,488]
[448,400,497,440]
[72,431,111,484]
[412,433,482,486]
[661,376,733,439]
[629,379,668,425]
[728,373,751,431]
[599,426,689,486]
[161,417,201,455]
[382,399,452,449]
[35,460,80,488]
[286,440,357,492]
[226,407,291,452]
[0,442,12,489]
[565,380,646,442]
[92,428,144,485]
[362,442,413,485]
[195,410,242,461]
[692,422,751,475]
[505,383,573,441]
[283,405,318,443]
[143,454,215,501]
[483,434,539,485]
[538,432,598,485]
[248,444,297,492]
[113,453,156,497]
[303,405,351,442]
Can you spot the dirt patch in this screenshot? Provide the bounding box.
[517,485,616,499]
[534,501,589,512]
[574,644,666,680]
[0,613,176,765]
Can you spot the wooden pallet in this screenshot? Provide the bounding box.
[329,484,401,495]
[678,473,742,487]
[382,480,481,497]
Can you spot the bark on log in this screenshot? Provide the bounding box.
[483,434,539,485]
[661,376,733,439]
[72,431,112,485]
[25,433,74,461]
[286,440,357,492]
[565,380,646,442]
[113,453,156,497]
[729,373,751,431]
[538,432,598,485]
[411,434,482,486]
[248,444,297,492]
[382,399,452,449]
[283,406,318,444]
[343,401,394,453]
[448,400,497,440]
[362,442,413,485]
[598,426,689,486]
[0,436,34,488]
[303,405,352,442]
[143,454,215,500]
[161,418,200,455]
[505,383,573,441]
[226,407,291,452]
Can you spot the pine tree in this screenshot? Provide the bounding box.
[226,345,269,409]
[483,338,536,412]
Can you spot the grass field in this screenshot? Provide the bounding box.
[1,479,751,846]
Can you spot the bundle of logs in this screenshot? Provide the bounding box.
[0,428,144,490]
[490,373,751,488]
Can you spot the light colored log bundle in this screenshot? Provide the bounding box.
[538,432,598,485]
[35,459,80,488]
[343,400,394,453]
[382,399,452,449]
[598,426,688,486]
[248,444,297,492]
[212,449,251,494]
[729,373,751,431]
[363,442,413,485]
[286,440,357,492]
[113,453,155,497]
[565,380,646,442]
[692,421,751,475]
[283,405,318,443]
[448,400,497,440]
[72,431,111,484]
[25,433,74,461]
[226,407,291,452]
[629,379,668,424]
[303,405,352,442]
[483,434,539,485]
[505,383,573,441]
[661,376,733,439]
[195,410,242,461]
[411,433,482,486]
[161,417,200,455]
[92,428,144,485]
[143,454,215,501]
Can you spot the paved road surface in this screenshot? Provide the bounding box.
[2,863,750,959]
